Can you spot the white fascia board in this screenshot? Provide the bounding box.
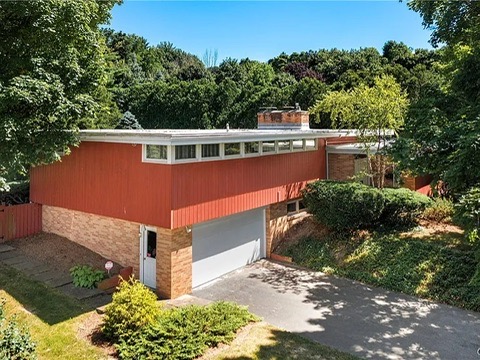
[79,129,361,145]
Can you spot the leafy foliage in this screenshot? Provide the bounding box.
[115,302,259,360]
[0,0,120,189]
[380,188,432,227]
[116,111,143,130]
[310,76,409,188]
[0,299,37,360]
[422,198,455,223]
[69,265,106,289]
[102,278,161,342]
[302,181,385,231]
[284,232,480,311]
[454,187,480,231]
[392,1,480,195]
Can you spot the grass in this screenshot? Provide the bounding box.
[0,264,107,359]
[202,322,359,360]
[282,227,480,312]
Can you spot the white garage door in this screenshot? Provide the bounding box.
[192,208,266,288]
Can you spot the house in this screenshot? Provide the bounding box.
[29,109,377,299]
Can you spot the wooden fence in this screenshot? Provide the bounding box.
[0,203,42,242]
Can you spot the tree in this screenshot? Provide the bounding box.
[116,111,143,130]
[202,49,219,68]
[0,0,120,189]
[310,75,409,188]
[391,0,480,194]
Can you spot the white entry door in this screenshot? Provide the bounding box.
[141,226,157,289]
[192,208,266,288]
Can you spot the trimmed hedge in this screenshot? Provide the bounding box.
[381,188,432,226]
[303,180,432,231]
[102,279,162,342]
[115,302,258,360]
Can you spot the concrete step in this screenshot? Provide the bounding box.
[57,283,104,300]
[0,250,22,261]
[0,244,15,253]
[2,254,30,266]
[45,274,73,288]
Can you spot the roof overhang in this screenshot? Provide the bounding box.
[78,129,362,146]
[326,141,393,155]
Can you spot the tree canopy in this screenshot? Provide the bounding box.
[0,0,120,189]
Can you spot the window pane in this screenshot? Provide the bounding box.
[225,143,241,156]
[175,145,196,160]
[202,144,219,158]
[278,140,291,152]
[299,201,306,210]
[287,202,297,213]
[146,145,167,160]
[244,142,259,154]
[262,140,276,153]
[292,139,303,151]
[305,139,316,150]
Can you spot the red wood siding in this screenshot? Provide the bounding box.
[171,141,326,227]
[0,203,42,242]
[31,139,327,229]
[30,142,172,228]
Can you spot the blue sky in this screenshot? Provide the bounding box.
[109,1,432,62]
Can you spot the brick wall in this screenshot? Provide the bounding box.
[43,205,140,274]
[159,227,192,299]
[328,153,355,180]
[43,205,192,299]
[266,201,308,256]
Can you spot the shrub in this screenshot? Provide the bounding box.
[0,299,37,360]
[70,265,106,289]
[422,198,455,223]
[380,188,432,227]
[454,187,480,231]
[115,302,258,360]
[302,180,384,231]
[102,278,162,341]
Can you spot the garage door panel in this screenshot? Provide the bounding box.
[192,208,265,288]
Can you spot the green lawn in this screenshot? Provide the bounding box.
[0,264,107,359]
[282,227,480,312]
[202,322,359,360]
[1,264,359,360]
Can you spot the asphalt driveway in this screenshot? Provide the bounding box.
[193,260,480,360]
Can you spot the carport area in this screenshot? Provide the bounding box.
[194,260,480,360]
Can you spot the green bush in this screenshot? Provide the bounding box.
[454,187,480,231]
[116,302,258,360]
[70,265,106,289]
[422,198,455,222]
[102,278,162,342]
[0,299,37,360]
[380,188,432,226]
[302,181,384,231]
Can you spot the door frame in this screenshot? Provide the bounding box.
[139,225,157,288]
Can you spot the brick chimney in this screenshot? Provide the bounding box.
[257,105,309,130]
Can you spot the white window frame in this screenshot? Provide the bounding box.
[223,142,243,159]
[142,138,320,165]
[287,198,307,216]
[304,138,318,151]
[243,141,261,157]
[143,144,170,164]
[200,143,221,161]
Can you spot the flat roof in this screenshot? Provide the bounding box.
[79,128,361,145]
[326,141,393,155]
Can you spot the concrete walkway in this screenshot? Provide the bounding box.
[0,244,111,308]
[194,260,480,360]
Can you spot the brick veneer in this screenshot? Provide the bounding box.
[266,201,308,256]
[328,153,355,180]
[43,205,140,274]
[42,205,192,299]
